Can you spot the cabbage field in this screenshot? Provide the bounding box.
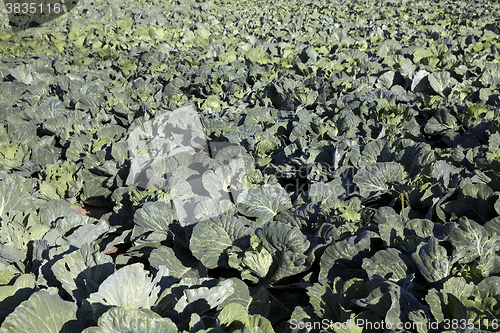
[0,0,500,331]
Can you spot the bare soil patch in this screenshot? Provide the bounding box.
[72,204,113,219]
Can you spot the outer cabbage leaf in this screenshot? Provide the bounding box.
[217,303,249,330]
[38,200,108,247]
[423,108,459,136]
[51,211,97,237]
[256,221,310,283]
[149,246,207,279]
[38,199,73,225]
[319,232,373,282]
[0,174,34,216]
[428,71,451,96]
[297,182,346,205]
[8,64,33,85]
[288,306,314,333]
[154,278,235,323]
[246,314,275,333]
[430,160,457,188]
[216,278,252,312]
[375,206,434,253]
[173,195,235,227]
[471,276,500,314]
[216,302,274,333]
[376,70,394,89]
[0,274,35,312]
[237,185,292,223]
[353,162,407,198]
[86,263,171,321]
[190,215,253,269]
[442,217,495,270]
[38,161,80,200]
[82,307,177,333]
[357,139,392,168]
[63,220,110,248]
[300,277,376,333]
[131,201,176,245]
[443,277,476,303]
[441,183,493,224]
[412,238,460,284]
[426,277,486,324]
[80,176,113,207]
[459,102,495,128]
[246,285,270,317]
[354,276,429,329]
[0,263,19,286]
[0,214,48,262]
[410,69,430,93]
[393,141,435,179]
[51,242,115,303]
[228,234,273,283]
[362,248,416,282]
[479,63,500,89]
[307,281,351,323]
[0,289,84,333]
